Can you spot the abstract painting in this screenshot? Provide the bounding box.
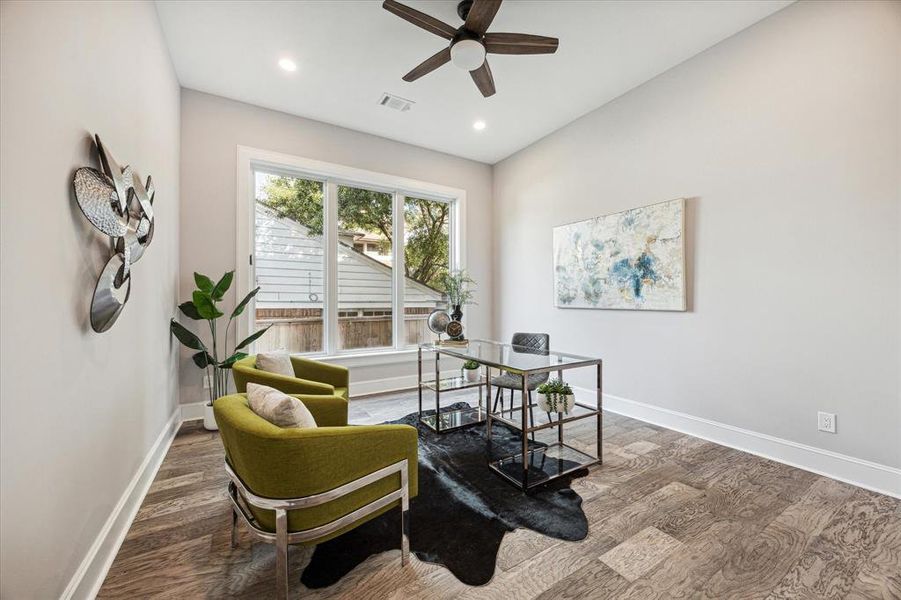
[553,198,685,311]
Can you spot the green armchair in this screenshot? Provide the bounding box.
[232,355,349,400]
[214,393,418,599]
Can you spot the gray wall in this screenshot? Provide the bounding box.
[493,0,900,468]
[179,90,493,405]
[0,2,181,597]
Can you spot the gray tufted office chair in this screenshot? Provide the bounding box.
[491,332,550,440]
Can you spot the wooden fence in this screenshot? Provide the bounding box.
[254,307,434,353]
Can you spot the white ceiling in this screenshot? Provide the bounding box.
[156,0,791,164]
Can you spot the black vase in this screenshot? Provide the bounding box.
[451,304,463,322]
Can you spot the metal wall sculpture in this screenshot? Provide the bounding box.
[73,135,156,332]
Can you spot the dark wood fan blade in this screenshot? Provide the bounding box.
[470,60,496,97]
[484,32,559,55]
[383,0,457,40]
[403,47,452,82]
[465,0,502,35]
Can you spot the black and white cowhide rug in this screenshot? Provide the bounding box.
[300,403,589,588]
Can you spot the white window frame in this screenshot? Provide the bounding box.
[236,145,466,360]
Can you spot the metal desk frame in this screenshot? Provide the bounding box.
[418,340,602,490]
[417,345,487,433]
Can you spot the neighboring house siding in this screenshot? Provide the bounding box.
[255,205,442,310]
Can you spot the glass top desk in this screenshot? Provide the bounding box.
[418,339,602,490]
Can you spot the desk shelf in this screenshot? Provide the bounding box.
[489,442,598,490]
[421,375,485,392]
[419,405,487,433]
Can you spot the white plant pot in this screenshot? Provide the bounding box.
[203,403,218,431]
[464,368,480,383]
[537,392,575,414]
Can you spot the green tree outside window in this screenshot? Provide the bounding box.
[259,176,450,291]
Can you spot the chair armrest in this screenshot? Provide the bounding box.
[214,393,419,535]
[291,356,349,389]
[292,394,347,427]
[234,365,335,396]
[236,424,419,501]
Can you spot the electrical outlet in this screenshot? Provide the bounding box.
[203,375,212,390]
[818,411,836,433]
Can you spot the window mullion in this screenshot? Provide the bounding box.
[393,192,405,350]
[324,181,339,355]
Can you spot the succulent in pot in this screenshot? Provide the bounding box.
[536,379,575,414]
[462,359,481,382]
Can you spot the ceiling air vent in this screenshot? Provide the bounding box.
[378,93,415,112]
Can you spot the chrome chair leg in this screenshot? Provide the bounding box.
[226,460,410,600]
[275,509,288,600]
[230,506,239,548]
[400,463,410,566]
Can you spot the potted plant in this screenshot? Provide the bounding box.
[170,271,271,430]
[536,379,575,414]
[443,269,477,323]
[462,359,480,383]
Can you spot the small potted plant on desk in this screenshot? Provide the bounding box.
[462,359,481,383]
[536,379,575,415]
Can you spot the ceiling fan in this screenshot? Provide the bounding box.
[382,0,559,98]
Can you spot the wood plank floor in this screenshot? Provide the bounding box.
[99,389,901,599]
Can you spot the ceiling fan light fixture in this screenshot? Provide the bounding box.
[383,0,559,97]
[450,39,486,71]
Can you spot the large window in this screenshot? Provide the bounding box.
[253,171,324,354]
[240,150,461,357]
[337,185,394,351]
[404,196,450,345]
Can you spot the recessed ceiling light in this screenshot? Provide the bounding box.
[278,58,297,72]
[473,120,486,131]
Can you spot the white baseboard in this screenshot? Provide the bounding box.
[575,387,901,499]
[61,408,182,600]
[351,374,420,397]
[180,401,205,421]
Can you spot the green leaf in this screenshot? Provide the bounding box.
[192,290,223,320]
[178,301,203,320]
[219,352,248,369]
[192,350,216,369]
[170,319,206,351]
[194,272,214,294]
[231,287,260,319]
[211,271,234,301]
[235,324,272,350]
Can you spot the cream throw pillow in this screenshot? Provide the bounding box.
[246,383,318,429]
[256,352,294,377]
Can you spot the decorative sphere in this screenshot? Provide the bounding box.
[427,310,451,334]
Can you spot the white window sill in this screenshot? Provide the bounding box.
[296,347,424,367]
